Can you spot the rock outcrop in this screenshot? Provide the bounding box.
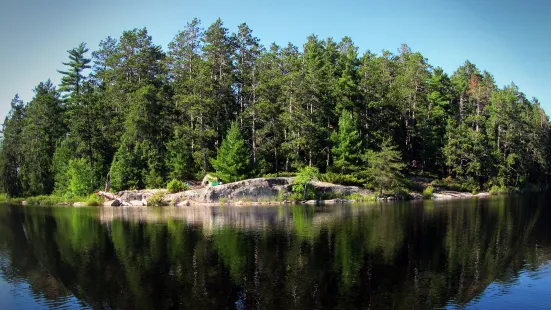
[114,177,372,206]
[166,177,293,204]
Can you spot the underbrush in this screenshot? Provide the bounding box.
[431,177,480,193]
[167,179,189,193]
[263,172,297,178]
[422,186,434,199]
[147,191,167,206]
[319,172,364,186]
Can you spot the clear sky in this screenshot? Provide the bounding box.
[1,0,550,122]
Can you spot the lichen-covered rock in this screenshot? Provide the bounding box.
[115,177,372,205]
[310,181,370,197]
[129,200,145,207]
[166,177,293,203]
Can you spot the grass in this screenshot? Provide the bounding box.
[218,197,229,204]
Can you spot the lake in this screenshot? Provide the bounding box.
[1,195,550,309]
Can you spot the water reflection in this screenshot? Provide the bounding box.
[0,195,550,309]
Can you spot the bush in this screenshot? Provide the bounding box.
[147,191,167,207]
[25,195,64,206]
[277,189,286,201]
[263,172,297,178]
[431,177,479,193]
[346,193,377,202]
[422,186,434,199]
[489,185,509,195]
[218,197,228,204]
[292,166,319,200]
[86,194,103,206]
[167,179,188,193]
[319,172,363,186]
[67,158,94,197]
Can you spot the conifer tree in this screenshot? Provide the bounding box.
[331,110,362,174]
[363,139,406,194]
[211,122,250,183]
[0,95,25,197]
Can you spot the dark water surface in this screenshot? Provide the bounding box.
[1,195,551,309]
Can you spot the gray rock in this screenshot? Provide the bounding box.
[72,202,87,207]
[129,200,145,207]
[176,200,190,207]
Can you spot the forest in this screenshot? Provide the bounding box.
[1,18,550,199]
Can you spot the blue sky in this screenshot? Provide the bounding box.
[1,0,550,121]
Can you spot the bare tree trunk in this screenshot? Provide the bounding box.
[252,69,257,165]
[459,93,465,122]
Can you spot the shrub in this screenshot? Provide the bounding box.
[218,197,228,204]
[319,172,363,186]
[147,191,167,207]
[292,166,319,200]
[431,177,479,193]
[422,186,434,199]
[263,172,297,178]
[277,188,286,201]
[210,122,250,183]
[26,195,64,206]
[346,193,377,202]
[67,158,94,197]
[86,193,103,206]
[167,179,188,193]
[489,185,509,195]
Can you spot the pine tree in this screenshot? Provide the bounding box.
[362,139,406,194]
[57,42,91,100]
[210,122,250,183]
[19,80,65,196]
[0,95,25,197]
[331,110,362,174]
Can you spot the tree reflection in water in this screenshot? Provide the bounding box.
[0,194,550,309]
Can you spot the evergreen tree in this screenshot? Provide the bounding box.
[0,95,25,197]
[57,42,92,100]
[362,139,406,194]
[211,122,250,183]
[331,110,362,174]
[19,81,65,196]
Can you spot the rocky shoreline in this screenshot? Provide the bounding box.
[15,177,493,207]
[98,177,491,207]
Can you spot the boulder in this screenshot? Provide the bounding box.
[72,202,87,207]
[176,200,190,207]
[129,200,145,207]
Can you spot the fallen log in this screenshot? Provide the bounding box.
[96,191,132,207]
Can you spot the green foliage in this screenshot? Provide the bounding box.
[218,197,228,204]
[86,194,103,206]
[319,172,363,186]
[25,195,65,206]
[277,188,286,201]
[362,140,406,193]
[489,185,509,195]
[423,186,434,199]
[292,166,319,200]
[431,177,480,193]
[262,172,297,178]
[67,158,94,197]
[167,179,188,193]
[146,192,167,207]
[210,122,250,183]
[346,192,377,202]
[1,19,550,196]
[331,110,362,174]
[0,95,25,197]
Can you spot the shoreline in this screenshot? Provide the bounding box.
[6,189,495,208]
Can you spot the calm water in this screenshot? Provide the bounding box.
[1,195,551,309]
